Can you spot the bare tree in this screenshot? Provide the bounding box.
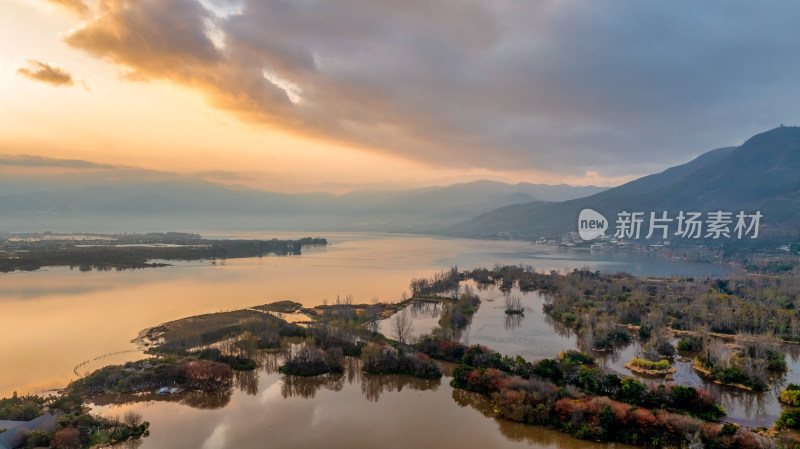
[122,410,143,428]
[391,308,414,344]
[365,297,381,333]
[579,318,596,351]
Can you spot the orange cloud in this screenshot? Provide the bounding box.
[61,0,800,180]
[62,0,505,171]
[43,0,90,18]
[17,60,74,86]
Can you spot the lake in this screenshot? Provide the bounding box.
[1,232,734,396]
[1,231,740,447]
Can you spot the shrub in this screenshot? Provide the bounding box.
[777,408,800,429]
[51,427,81,449]
[22,429,53,448]
[629,358,671,371]
[0,393,46,420]
[280,342,344,376]
[415,336,466,363]
[766,350,788,371]
[619,378,647,404]
[533,358,560,380]
[561,311,577,323]
[361,342,441,379]
[677,336,703,351]
[451,366,507,394]
[780,388,800,406]
[461,344,495,367]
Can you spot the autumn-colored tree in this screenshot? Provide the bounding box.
[51,427,81,449]
[184,360,233,389]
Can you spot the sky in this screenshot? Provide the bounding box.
[1,0,799,193]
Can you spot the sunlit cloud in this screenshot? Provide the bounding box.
[0,154,115,169]
[44,0,800,180]
[17,59,75,86]
[43,0,90,18]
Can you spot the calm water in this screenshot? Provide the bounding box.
[393,281,800,428]
[90,354,630,449]
[1,231,744,449]
[0,232,733,396]
[596,336,800,428]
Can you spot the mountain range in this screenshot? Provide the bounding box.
[0,167,605,233]
[445,126,800,243]
[2,126,798,243]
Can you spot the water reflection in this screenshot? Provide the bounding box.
[1,233,735,397]
[88,351,631,449]
[504,313,523,330]
[410,300,441,319]
[281,372,345,399]
[544,314,575,338]
[596,335,800,427]
[451,386,635,449]
[89,386,233,410]
[274,355,442,402]
[112,438,144,449]
[234,370,259,396]
[404,280,799,427]
[451,386,494,415]
[361,373,440,402]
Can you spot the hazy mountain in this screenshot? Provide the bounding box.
[0,169,606,233]
[355,180,605,229]
[445,126,800,242]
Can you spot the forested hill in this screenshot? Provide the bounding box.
[445,126,800,243]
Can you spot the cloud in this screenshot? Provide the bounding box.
[17,60,75,86]
[194,170,251,181]
[44,0,90,18]
[63,0,800,177]
[0,155,116,169]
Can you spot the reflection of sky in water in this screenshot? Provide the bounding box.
[0,232,734,397]
[463,284,577,360]
[434,247,736,278]
[597,336,800,428]
[90,354,622,449]
[386,278,799,428]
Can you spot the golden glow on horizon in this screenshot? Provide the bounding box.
[0,0,635,193]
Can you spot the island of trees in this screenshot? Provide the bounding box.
[0,232,327,272]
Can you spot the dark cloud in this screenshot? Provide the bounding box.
[17,60,75,86]
[43,0,90,18]
[0,155,116,169]
[64,0,800,177]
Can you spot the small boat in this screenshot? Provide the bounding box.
[168,387,182,394]
[155,387,169,394]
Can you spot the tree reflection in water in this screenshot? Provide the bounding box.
[543,314,574,339]
[504,313,523,330]
[88,386,233,410]
[234,370,259,396]
[280,372,345,399]
[111,436,145,449]
[709,382,771,424]
[410,300,441,319]
[276,358,440,402]
[181,386,233,409]
[255,351,282,375]
[360,373,440,402]
[452,384,623,449]
[451,387,493,416]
